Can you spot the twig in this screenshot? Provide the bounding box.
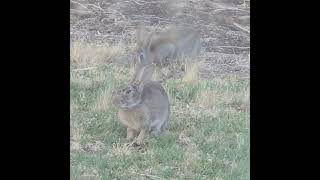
[70,0,89,10]
[131,15,172,24]
[149,16,171,22]
[131,172,162,179]
[239,76,250,79]
[129,0,159,5]
[108,8,126,20]
[86,3,105,12]
[81,175,98,177]
[233,22,250,34]
[213,7,249,13]
[213,63,235,69]
[71,67,97,72]
[131,0,143,5]
[236,64,250,68]
[70,9,93,16]
[212,46,250,49]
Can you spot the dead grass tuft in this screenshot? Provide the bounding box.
[182,59,205,83]
[70,41,125,68]
[83,140,105,153]
[196,90,220,108]
[91,89,111,111]
[111,141,134,156]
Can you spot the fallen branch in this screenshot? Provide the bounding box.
[86,3,106,13]
[130,0,143,5]
[71,67,97,72]
[238,76,250,80]
[131,172,162,179]
[70,9,93,16]
[70,0,88,10]
[213,7,249,13]
[212,46,250,49]
[108,8,126,20]
[233,22,250,34]
[129,0,159,5]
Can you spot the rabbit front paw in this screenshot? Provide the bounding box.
[136,129,146,145]
[126,127,137,140]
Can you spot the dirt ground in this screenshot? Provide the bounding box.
[70,0,250,79]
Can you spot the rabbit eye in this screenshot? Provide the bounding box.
[139,54,144,61]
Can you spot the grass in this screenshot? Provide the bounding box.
[70,41,250,180]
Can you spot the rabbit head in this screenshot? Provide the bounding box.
[112,82,142,109]
[112,64,156,109]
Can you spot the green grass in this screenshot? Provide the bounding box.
[70,43,250,180]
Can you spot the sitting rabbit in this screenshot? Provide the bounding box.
[112,63,170,145]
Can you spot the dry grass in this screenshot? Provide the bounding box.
[183,144,201,170]
[70,123,84,142]
[70,72,93,87]
[110,141,134,156]
[70,41,125,68]
[91,89,111,112]
[176,130,202,177]
[196,90,220,108]
[79,168,100,179]
[70,101,77,115]
[182,58,205,83]
[70,141,82,151]
[83,140,105,153]
[70,121,85,152]
[182,63,199,83]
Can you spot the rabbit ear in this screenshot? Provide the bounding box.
[136,30,154,66]
[145,30,154,51]
[137,82,145,94]
[130,63,156,84]
[136,26,146,46]
[138,64,156,83]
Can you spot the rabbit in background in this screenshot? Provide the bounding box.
[134,25,201,80]
[112,63,170,145]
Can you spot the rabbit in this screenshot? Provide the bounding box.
[112,63,170,145]
[134,25,201,68]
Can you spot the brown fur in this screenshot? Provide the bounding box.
[112,64,170,145]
